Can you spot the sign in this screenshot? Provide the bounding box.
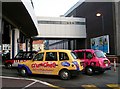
[91,35,109,53]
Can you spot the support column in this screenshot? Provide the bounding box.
[25,39,28,51]
[11,29,15,59]
[68,40,71,50]
[0,1,2,64]
[0,2,2,88]
[114,2,120,56]
[14,28,19,56]
[30,38,33,51]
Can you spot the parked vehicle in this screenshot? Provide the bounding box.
[74,49,111,75]
[4,51,37,68]
[2,52,10,64]
[18,49,83,80]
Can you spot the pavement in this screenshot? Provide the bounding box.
[111,62,120,67]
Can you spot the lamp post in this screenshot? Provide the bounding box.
[96,13,104,35]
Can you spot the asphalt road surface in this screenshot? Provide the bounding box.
[1,65,120,89]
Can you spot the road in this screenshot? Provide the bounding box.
[1,65,120,89]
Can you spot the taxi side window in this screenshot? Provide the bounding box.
[15,53,24,58]
[34,53,44,61]
[45,52,57,61]
[77,52,84,59]
[59,52,69,61]
[86,52,93,59]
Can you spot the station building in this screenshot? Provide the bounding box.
[35,16,86,50]
[0,0,38,59]
[48,1,120,61]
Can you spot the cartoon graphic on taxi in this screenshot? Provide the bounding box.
[18,49,83,80]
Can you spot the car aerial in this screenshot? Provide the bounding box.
[4,51,37,68]
[74,49,111,75]
[18,49,83,80]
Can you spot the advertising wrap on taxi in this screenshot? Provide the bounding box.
[91,35,109,53]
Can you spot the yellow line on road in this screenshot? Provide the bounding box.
[107,84,120,89]
[81,84,99,89]
[47,83,65,89]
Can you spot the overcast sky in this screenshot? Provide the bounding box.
[32,0,81,17]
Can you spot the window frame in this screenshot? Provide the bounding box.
[45,52,57,61]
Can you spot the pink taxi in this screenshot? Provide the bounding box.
[74,49,111,75]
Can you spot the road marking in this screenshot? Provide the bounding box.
[22,81,37,89]
[37,81,64,89]
[107,84,120,89]
[1,76,64,89]
[81,84,99,89]
[0,65,4,67]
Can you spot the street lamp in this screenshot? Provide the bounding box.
[96,13,105,52]
[96,13,104,35]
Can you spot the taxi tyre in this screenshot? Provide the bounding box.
[59,69,71,80]
[18,67,28,77]
[5,63,12,69]
[85,66,94,76]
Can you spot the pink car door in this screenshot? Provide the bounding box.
[84,51,94,66]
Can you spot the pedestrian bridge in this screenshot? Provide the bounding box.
[35,17,86,39]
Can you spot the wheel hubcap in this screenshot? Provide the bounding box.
[62,72,68,78]
[8,64,11,68]
[21,69,26,75]
[87,68,93,74]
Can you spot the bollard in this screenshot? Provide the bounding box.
[113,59,116,72]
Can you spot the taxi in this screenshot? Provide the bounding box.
[4,51,37,68]
[18,49,83,80]
[74,49,111,75]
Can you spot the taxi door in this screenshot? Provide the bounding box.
[29,52,59,75]
[29,52,45,74]
[43,52,59,75]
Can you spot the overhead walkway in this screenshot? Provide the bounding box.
[35,16,86,39]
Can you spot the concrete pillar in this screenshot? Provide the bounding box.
[10,29,15,59]
[114,2,120,56]
[30,38,33,51]
[0,2,2,88]
[0,1,2,62]
[68,40,71,50]
[14,28,19,56]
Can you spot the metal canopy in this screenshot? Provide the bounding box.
[2,2,38,37]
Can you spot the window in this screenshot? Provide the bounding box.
[71,52,77,59]
[59,52,69,61]
[45,52,57,61]
[77,52,84,59]
[86,52,93,59]
[15,52,24,58]
[34,53,44,61]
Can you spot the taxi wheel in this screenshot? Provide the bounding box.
[19,67,28,77]
[85,67,94,76]
[59,70,71,80]
[5,63,12,69]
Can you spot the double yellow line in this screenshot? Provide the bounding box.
[81,84,120,89]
